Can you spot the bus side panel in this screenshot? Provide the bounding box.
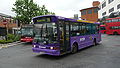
[93,34,101,43]
[70,35,92,50]
[106,29,120,34]
[70,34,101,50]
[100,30,106,34]
[106,22,120,35]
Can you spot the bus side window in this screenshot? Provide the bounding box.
[81,23,86,35]
[91,24,95,34]
[86,24,91,35]
[71,22,79,36]
[95,25,99,34]
[97,25,100,34]
[94,24,99,34]
[79,23,82,35]
[80,23,84,35]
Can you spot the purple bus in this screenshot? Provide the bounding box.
[32,15,101,56]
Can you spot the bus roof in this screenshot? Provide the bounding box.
[77,20,94,23]
[32,15,55,19]
[33,15,98,24]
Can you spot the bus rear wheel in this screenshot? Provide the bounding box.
[113,32,118,35]
[104,31,106,34]
[71,43,78,53]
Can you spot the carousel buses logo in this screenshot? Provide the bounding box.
[80,38,85,42]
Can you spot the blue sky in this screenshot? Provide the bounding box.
[0,0,102,17]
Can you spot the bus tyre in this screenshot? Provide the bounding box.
[113,32,118,35]
[71,44,78,53]
[104,31,106,34]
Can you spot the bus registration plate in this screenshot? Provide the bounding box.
[40,52,45,54]
[39,46,46,48]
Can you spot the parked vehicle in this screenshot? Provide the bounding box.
[20,25,34,42]
[100,25,106,34]
[106,17,120,35]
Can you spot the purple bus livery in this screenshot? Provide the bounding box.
[32,15,101,56]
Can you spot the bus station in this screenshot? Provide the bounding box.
[0,0,120,68]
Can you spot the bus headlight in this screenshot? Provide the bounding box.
[50,47,59,50]
[50,47,54,49]
[33,45,36,48]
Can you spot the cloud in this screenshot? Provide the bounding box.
[34,0,102,17]
[0,0,16,16]
[0,0,102,17]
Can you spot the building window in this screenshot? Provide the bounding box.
[87,9,92,14]
[98,6,101,10]
[81,10,86,15]
[108,0,114,4]
[109,7,114,13]
[102,2,106,8]
[117,4,120,9]
[94,8,98,13]
[102,12,106,16]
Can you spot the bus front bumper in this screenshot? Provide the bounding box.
[21,38,33,42]
[32,48,60,56]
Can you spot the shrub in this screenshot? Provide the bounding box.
[5,40,13,43]
[0,34,20,44]
[0,40,13,44]
[0,40,6,44]
[13,35,20,42]
[7,34,15,40]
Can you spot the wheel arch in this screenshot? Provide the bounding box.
[72,42,78,49]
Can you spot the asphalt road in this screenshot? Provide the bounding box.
[0,34,120,68]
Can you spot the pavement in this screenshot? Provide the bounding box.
[0,41,25,49]
[0,34,120,68]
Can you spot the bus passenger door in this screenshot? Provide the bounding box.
[64,22,70,52]
[59,21,70,54]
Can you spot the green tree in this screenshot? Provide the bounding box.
[12,0,55,24]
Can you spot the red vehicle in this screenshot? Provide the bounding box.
[106,17,120,35]
[20,25,34,42]
[100,25,106,34]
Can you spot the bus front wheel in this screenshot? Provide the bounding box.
[71,43,78,53]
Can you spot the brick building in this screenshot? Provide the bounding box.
[0,13,17,33]
[80,1,100,22]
